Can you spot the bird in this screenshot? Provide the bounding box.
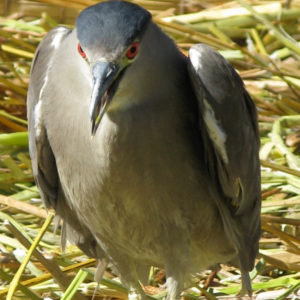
[27,1,261,299]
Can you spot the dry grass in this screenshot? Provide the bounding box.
[0,0,300,299]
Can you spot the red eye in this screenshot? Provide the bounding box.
[126,43,139,59]
[78,43,86,58]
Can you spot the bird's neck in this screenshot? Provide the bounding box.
[107,23,189,116]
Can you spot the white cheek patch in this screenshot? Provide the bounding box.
[203,99,229,164]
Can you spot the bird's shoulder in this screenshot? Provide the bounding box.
[187,43,260,212]
[28,26,71,110]
[31,26,71,73]
[27,26,72,208]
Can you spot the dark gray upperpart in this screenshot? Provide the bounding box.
[76,0,151,52]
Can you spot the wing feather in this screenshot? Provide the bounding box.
[27,27,104,259]
[188,44,261,294]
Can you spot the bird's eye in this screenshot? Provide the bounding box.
[126,43,139,59]
[78,43,86,58]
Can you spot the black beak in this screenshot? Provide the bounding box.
[89,61,120,136]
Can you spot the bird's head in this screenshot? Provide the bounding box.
[75,0,151,135]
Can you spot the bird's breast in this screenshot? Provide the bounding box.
[54,99,234,267]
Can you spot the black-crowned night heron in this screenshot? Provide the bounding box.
[27,1,261,299]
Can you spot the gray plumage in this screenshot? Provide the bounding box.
[27,1,261,299]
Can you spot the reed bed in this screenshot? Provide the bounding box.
[0,0,300,299]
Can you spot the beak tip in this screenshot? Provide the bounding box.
[91,123,96,137]
[91,117,101,137]
[90,109,105,136]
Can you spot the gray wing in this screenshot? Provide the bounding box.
[187,44,261,294]
[27,27,103,259]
